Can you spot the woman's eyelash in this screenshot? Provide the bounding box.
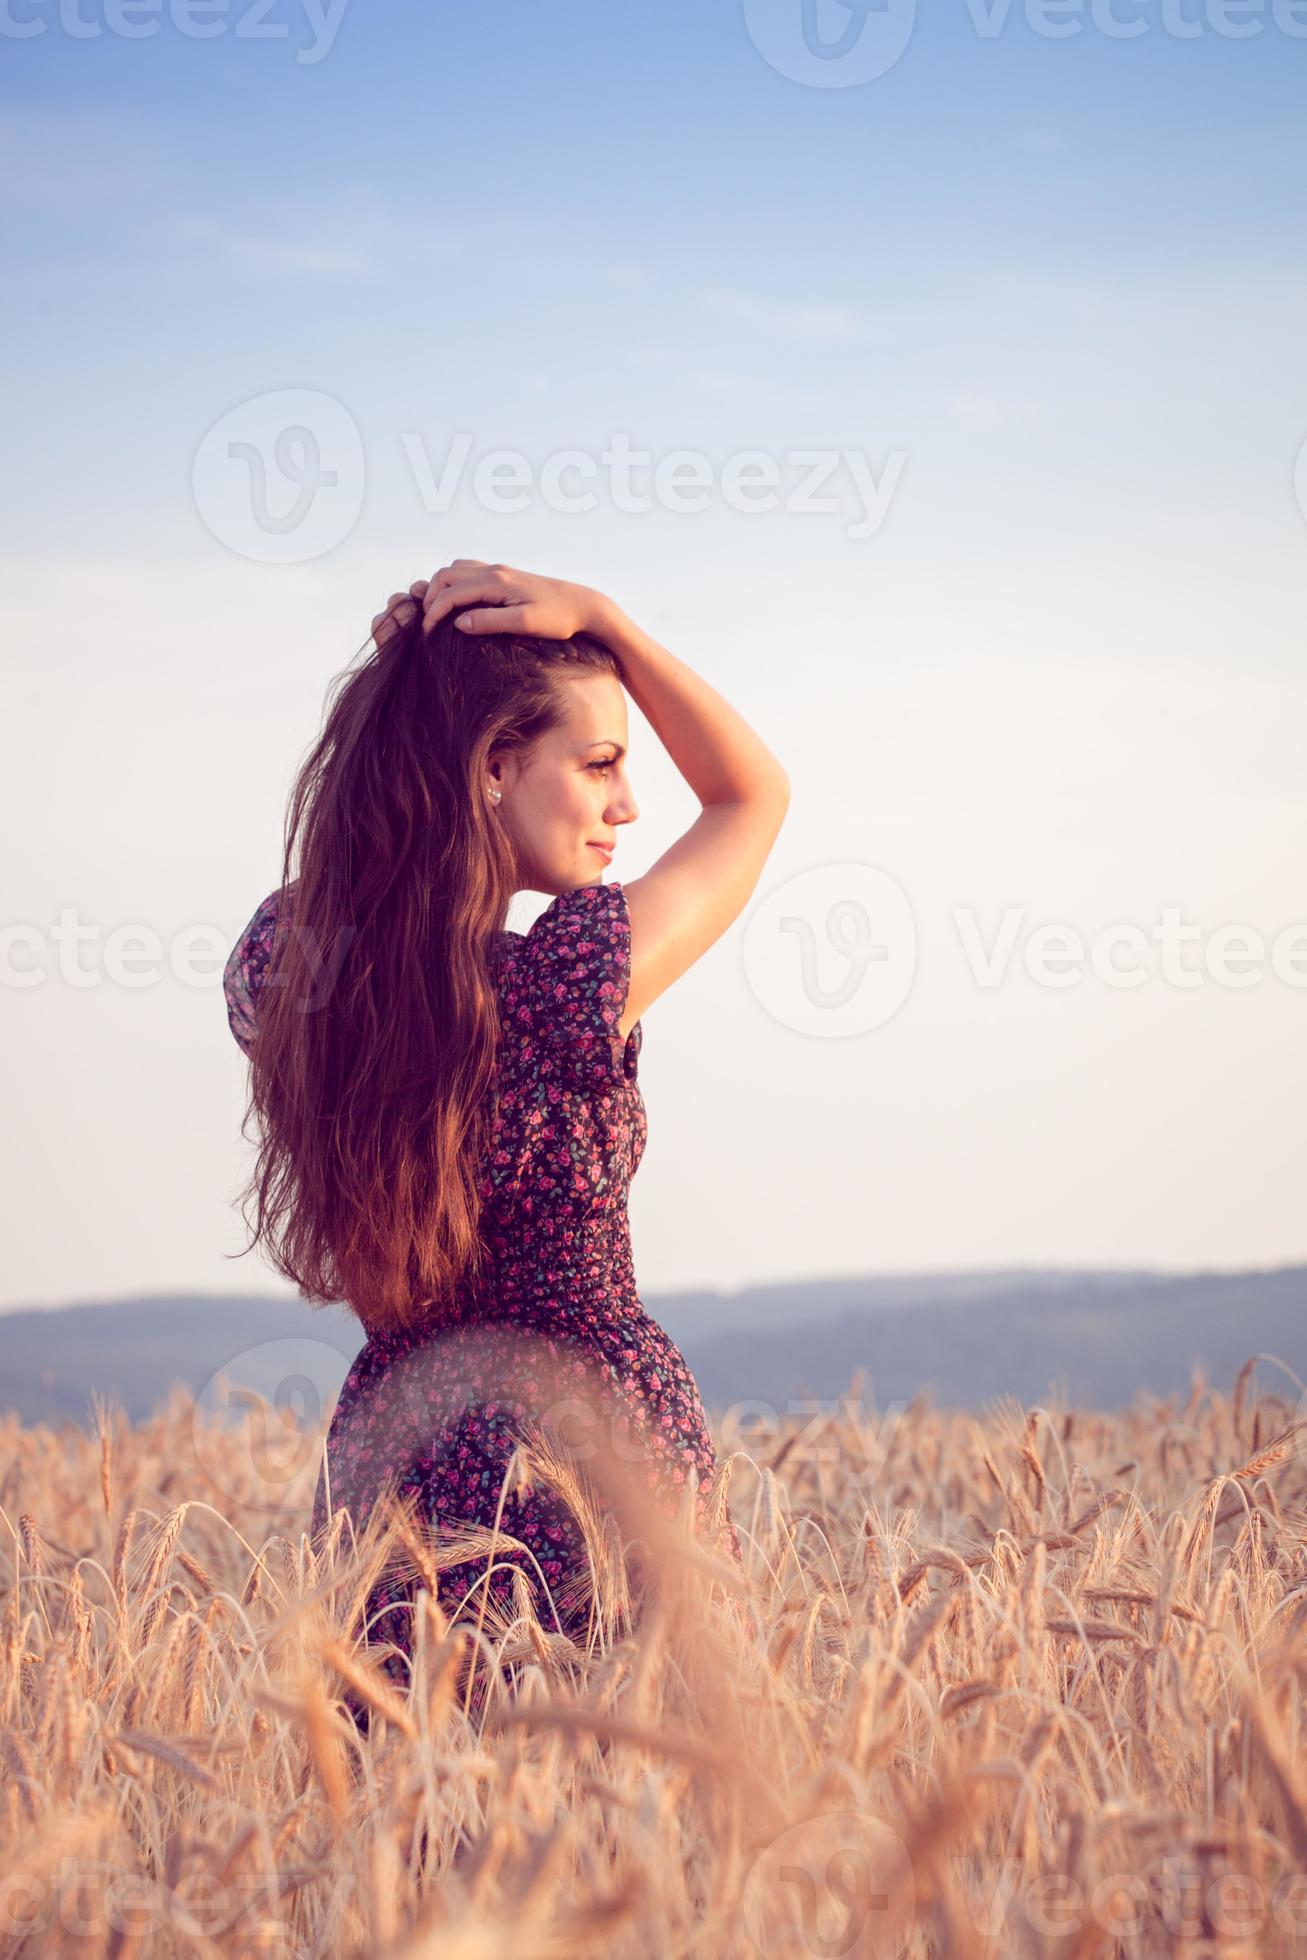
[588,758,615,773]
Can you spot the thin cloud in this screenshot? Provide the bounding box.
[688,368,840,408]
[947,391,1046,430]
[158,216,376,279]
[699,284,864,343]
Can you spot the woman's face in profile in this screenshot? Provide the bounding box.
[493,669,639,896]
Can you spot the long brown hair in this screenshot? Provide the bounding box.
[228,605,619,1338]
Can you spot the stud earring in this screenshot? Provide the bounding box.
[489,789,501,802]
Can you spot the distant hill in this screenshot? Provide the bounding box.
[677,1265,1306,1412]
[1,1266,1302,1429]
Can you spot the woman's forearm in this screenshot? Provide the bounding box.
[586,593,790,811]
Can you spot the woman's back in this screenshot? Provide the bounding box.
[476,879,648,1316]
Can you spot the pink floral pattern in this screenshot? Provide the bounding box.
[223,880,741,1696]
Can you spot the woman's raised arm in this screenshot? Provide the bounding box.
[583,594,790,1033]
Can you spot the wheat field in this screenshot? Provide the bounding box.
[2,1359,1305,1957]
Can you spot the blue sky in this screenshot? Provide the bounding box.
[4,0,1305,1310]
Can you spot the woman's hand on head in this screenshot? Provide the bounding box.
[419,560,605,642]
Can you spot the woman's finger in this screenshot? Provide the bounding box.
[425,560,487,600]
[421,573,503,634]
[450,604,532,636]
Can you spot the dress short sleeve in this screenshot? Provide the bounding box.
[517,880,641,1092]
[223,889,286,1058]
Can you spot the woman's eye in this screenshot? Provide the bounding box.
[589,759,614,774]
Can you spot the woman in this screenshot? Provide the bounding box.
[222,559,790,1690]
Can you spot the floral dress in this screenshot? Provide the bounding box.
[223,879,741,1684]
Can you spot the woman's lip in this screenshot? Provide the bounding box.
[589,843,613,860]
